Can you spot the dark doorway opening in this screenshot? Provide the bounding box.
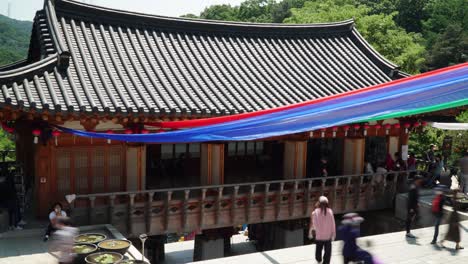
[307,138,344,178]
[146,144,201,189]
[224,141,284,184]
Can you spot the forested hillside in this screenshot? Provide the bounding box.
[0,14,32,66]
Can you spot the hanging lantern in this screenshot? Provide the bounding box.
[320,128,326,138]
[384,124,391,135]
[343,125,350,137]
[394,123,401,132]
[363,124,370,136]
[106,130,114,144]
[52,130,61,146]
[374,124,382,135]
[421,121,428,127]
[158,128,165,133]
[32,129,41,144]
[332,126,338,138]
[124,129,133,134]
[403,123,411,134]
[141,129,149,134]
[353,124,360,136]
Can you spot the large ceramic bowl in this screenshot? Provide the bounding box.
[73,243,98,262]
[98,239,132,255]
[85,252,123,264]
[74,233,107,244]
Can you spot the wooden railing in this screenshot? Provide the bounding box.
[69,171,414,237]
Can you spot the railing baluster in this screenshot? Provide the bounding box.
[289,181,298,217]
[262,183,270,221]
[304,180,312,217]
[320,179,326,195]
[200,188,207,228]
[332,178,338,210]
[216,187,223,225]
[109,195,116,225]
[246,185,255,223]
[183,190,190,232]
[88,196,96,225]
[146,192,154,233]
[128,194,136,235]
[276,182,284,220]
[232,186,239,224]
[164,191,172,231]
[344,177,351,211]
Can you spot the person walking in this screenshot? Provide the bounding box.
[440,196,463,250]
[406,176,423,238]
[338,213,362,263]
[431,186,446,244]
[309,196,335,264]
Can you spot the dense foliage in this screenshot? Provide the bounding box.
[187,0,467,74]
[0,15,32,66]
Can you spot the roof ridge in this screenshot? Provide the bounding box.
[53,0,355,34]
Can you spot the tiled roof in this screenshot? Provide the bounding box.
[0,0,405,117]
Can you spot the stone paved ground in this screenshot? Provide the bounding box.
[0,225,145,264]
[194,221,468,264]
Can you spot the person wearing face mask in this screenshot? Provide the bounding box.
[43,202,67,241]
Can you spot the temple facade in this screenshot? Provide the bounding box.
[1,0,465,261]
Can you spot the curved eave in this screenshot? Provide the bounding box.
[0,55,58,81]
[55,0,355,35]
[350,28,399,76]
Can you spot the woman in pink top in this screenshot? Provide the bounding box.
[309,196,336,264]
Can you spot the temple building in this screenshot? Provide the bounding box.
[0,0,466,261]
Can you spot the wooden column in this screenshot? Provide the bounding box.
[200,143,225,185]
[126,145,146,191]
[283,141,307,179]
[35,143,53,217]
[343,138,365,175]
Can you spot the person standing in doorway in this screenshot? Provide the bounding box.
[310,196,335,264]
[406,176,423,238]
[320,157,329,177]
[431,186,446,244]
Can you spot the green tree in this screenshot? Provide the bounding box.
[0,15,32,65]
[422,0,467,38]
[425,24,468,70]
[394,0,429,33]
[355,0,397,15]
[199,4,240,21]
[285,0,426,73]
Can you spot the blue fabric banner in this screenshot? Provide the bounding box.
[58,64,468,143]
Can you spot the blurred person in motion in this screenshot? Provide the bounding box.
[440,190,464,250]
[309,196,335,264]
[49,217,78,264]
[406,175,424,238]
[431,186,447,244]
